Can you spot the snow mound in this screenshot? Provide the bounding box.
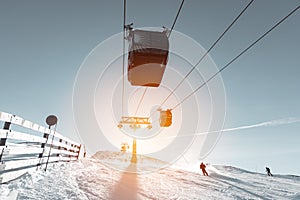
[92,151,167,173]
[0,151,299,200]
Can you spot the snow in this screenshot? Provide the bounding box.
[1,151,300,200]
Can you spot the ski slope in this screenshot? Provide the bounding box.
[1,151,300,200]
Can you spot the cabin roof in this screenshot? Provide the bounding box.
[131,29,169,53]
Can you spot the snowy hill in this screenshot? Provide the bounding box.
[1,151,300,200]
[92,151,168,173]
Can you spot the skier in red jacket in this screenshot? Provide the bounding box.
[200,162,208,176]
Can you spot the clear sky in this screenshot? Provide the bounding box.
[0,0,299,175]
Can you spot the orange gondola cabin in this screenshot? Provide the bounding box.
[127,28,169,87]
[159,109,172,127]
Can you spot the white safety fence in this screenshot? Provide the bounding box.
[0,111,84,184]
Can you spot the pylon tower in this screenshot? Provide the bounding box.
[131,138,137,163]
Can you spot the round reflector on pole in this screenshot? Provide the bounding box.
[46,115,58,127]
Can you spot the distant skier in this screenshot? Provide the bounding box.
[200,162,208,176]
[266,167,273,176]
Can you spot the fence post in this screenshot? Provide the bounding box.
[76,144,82,160]
[0,121,11,162]
[36,129,50,170]
[65,141,71,162]
[3,122,11,130]
[70,144,74,159]
[57,138,62,157]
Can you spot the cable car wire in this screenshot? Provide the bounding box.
[134,88,148,116]
[133,0,185,117]
[168,0,185,38]
[121,0,127,116]
[172,5,300,110]
[157,0,254,112]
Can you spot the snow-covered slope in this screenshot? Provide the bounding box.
[1,151,300,200]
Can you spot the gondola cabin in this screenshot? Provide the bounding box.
[127,29,169,87]
[159,109,172,127]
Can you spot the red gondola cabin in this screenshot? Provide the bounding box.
[127,29,169,87]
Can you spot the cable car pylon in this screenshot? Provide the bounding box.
[118,116,152,130]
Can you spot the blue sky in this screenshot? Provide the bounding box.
[0,0,299,175]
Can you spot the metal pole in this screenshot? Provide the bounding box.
[44,124,57,171]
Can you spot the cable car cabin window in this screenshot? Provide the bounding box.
[159,110,172,127]
[128,29,169,87]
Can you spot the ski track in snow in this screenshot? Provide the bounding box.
[1,152,300,200]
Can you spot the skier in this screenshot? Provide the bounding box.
[266,167,273,176]
[200,162,208,176]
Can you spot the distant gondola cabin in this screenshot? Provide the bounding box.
[127,29,169,87]
[159,109,172,127]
